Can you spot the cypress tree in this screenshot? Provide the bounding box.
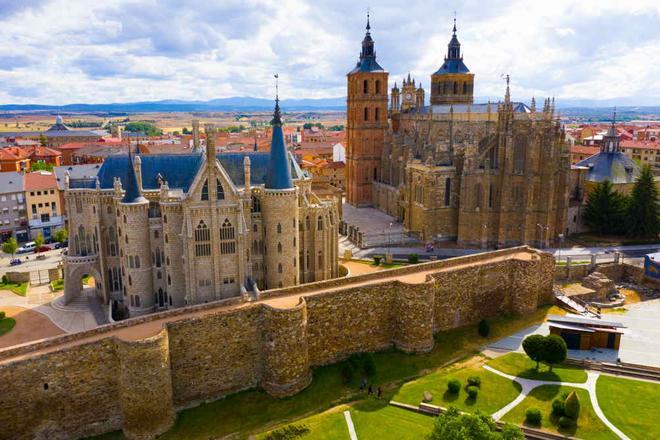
[626,164,659,237]
[583,180,627,235]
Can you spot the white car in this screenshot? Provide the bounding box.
[17,242,36,254]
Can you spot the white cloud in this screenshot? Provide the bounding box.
[0,0,658,104]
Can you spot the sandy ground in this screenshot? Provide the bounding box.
[0,305,64,349]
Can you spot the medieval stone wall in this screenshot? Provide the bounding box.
[0,247,554,440]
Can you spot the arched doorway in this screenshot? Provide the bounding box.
[64,263,102,305]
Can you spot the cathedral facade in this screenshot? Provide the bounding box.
[347,18,570,248]
[62,100,338,318]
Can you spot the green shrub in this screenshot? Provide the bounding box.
[362,353,376,377]
[373,255,382,266]
[408,253,419,264]
[1,275,7,284]
[564,391,580,419]
[264,424,310,440]
[478,319,490,337]
[447,378,461,394]
[558,416,573,429]
[467,376,481,387]
[466,385,479,399]
[552,398,565,417]
[525,407,542,426]
[340,363,354,384]
[0,311,5,320]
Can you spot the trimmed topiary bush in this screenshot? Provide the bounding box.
[408,253,419,264]
[478,319,490,337]
[564,391,581,419]
[467,376,481,388]
[558,416,573,429]
[466,385,479,399]
[1,275,7,284]
[447,378,461,394]
[525,407,542,426]
[373,255,382,266]
[552,398,566,417]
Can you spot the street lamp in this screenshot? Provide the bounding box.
[387,222,393,264]
[558,233,565,261]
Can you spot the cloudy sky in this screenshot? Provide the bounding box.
[1,0,659,105]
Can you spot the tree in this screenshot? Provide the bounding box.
[564,390,580,419]
[522,334,546,370]
[2,237,18,258]
[31,160,53,172]
[478,319,490,337]
[543,334,567,371]
[124,121,162,136]
[182,127,191,135]
[625,164,659,238]
[34,232,44,252]
[583,180,628,235]
[39,133,48,147]
[53,228,68,244]
[428,407,524,440]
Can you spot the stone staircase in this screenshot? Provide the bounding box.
[51,294,89,312]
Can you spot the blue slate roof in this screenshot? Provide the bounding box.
[349,57,385,74]
[91,154,204,192]
[433,58,470,75]
[265,122,294,189]
[217,152,301,187]
[121,154,144,203]
[416,102,531,114]
[575,152,640,184]
[68,151,302,193]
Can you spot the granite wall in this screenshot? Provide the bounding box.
[0,246,554,440]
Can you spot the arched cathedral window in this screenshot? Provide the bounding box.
[216,179,225,200]
[194,220,211,256]
[220,218,236,254]
[201,180,209,201]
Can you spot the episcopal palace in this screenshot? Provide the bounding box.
[346,17,570,248]
[62,100,338,317]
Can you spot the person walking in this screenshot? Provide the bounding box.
[360,378,366,392]
[377,386,382,399]
[368,384,373,395]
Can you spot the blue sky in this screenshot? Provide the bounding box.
[0,0,659,105]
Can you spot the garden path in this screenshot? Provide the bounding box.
[484,365,630,440]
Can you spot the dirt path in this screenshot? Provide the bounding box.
[0,306,65,349]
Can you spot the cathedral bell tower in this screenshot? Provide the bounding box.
[346,12,389,207]
[430,19,474,105]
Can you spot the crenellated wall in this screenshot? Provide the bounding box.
[0,246,554,440]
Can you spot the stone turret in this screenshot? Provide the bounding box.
[192,119,200,151]
[118,146,154,316]
[261,92,299,289]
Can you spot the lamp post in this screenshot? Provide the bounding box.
[386,222,393,264]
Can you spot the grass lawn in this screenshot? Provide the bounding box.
[392,358,522,415]
[350,399,435,439]
[257,405,349,440]
[50,279,64,291]
[0,280,28,296]
[487,352,588,383]
[596,375,660,440]
[502,385,617,440]
[0,316,16,336]
[87,306,559,440]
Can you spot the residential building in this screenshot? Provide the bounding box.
[24,171,64,240]
[0,172,28,243]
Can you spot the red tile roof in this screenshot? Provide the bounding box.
[24,171,58,190]
[620,140,660,150]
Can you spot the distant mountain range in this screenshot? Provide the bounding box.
[0,96,659,116]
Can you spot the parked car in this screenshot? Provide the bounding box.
[53,241,68,250]
[10,259,22,266]
[36,245,52,253]
[17,242,36,254]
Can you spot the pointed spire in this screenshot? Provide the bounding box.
[447,15,462,60]
[366,8,371,33]
[504,74,511,103]
[121,141,146,204]
[266,75,293,190]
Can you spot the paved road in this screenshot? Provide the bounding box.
[0,248,64,276]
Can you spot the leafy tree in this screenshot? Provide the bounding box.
[428,407,524,440]
[39,133,48,147]
[564,391,580,419]
[543,334,567,371]
[31,160,53,172]
[583,180,628,235]
[52,228,68,244]
[522,334,546,370]
[2,237,18,258]
[625,164,659,238]
[34,232,44,251]
[182,127,191,135]
[124,121,162,136]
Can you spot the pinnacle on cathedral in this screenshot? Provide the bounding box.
[433,18,470,75]
[265,79,293,190]
[348,12,385,73]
